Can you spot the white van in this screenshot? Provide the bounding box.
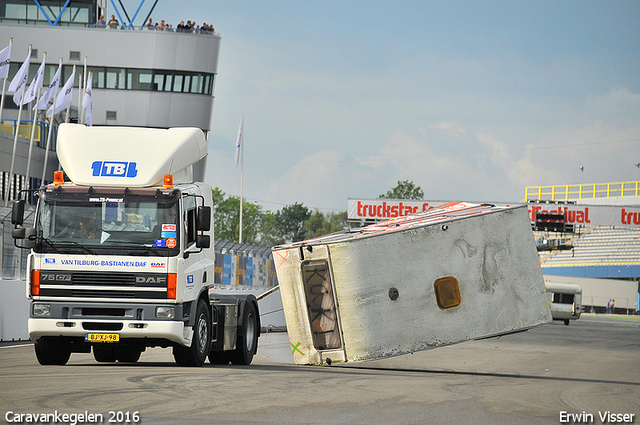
[545,282,582,325]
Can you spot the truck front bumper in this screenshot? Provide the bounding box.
[28,301,194,347]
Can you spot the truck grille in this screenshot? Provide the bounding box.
[39,271,168,300]
[72,272,136,286]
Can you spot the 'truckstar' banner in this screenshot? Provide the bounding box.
[348,198,640,228]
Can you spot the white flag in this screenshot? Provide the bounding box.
[23,57,45,104]
[8,50,30,106]
[82,72,92,126]
[37,62,61,111]
[47,70,74,117]
[0,43,11,79]
[234,112,244,166]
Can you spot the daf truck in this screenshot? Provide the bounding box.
[12,124,259,366]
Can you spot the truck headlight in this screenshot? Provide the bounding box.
[156,306,175,319]
[33,303,51,317]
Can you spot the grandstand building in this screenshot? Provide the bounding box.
[527,181,640,313]
[0,0,220,201]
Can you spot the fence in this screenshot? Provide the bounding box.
[214,240,278,288]
[581,296,637,315]
[1,205,33,280]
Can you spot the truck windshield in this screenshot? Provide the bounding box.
[35,186,181,256]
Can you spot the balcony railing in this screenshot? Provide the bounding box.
[524,182,640,202]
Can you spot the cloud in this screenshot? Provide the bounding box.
[475,132,565,189]
[585,87,640,125]
[264,150,370,210]
[429,121,467,138]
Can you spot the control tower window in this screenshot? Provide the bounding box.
[0,0,94,26]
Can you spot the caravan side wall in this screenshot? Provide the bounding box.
[276,206,552,365]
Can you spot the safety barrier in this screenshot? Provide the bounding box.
[214,240,278,288]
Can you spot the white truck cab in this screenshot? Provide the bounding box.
[12,124,259,366]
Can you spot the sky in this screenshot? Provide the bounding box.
[135,1,639,212]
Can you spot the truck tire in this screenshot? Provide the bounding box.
[34,337,71,366]
[93,345,116,362]
[173,299,210,367]
[229,301,259,365]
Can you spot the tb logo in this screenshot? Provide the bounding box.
[91,161,138,178]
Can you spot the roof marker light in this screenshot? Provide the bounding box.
[163,174,173,188]
[53,171,64,185]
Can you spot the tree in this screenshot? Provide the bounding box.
[210,189,349,246]
[257,211,282,247]
[305,210,349,239]
[379,180,424,200]
[211,188,264,244]
[275,203,310,243]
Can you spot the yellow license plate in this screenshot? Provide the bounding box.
[85,333,119,343]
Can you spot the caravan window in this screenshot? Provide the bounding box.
[552,293,575,304]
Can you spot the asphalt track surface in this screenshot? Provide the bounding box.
[1,315,638,425]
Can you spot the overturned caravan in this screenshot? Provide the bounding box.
[273,202,551,366]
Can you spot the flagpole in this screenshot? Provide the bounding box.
[82,70,92,126]
[77,72,83,123]
[65,65,76,123]
[41,58,62,185]
[25,52,46,192]
[41,115,54,184]
[236,111,244,243]
[5,45,31,206]
[238,112,244,243]
[0,38,13,135]
[80,56,87,123]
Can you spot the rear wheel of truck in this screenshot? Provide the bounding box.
[34,337,71,366]
[229,301,259,365]
[93,345,116,362]
[173,299,210,367]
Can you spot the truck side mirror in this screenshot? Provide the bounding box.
[197,206,211,231]
[12,227,35,248]
[11,199,25,226]
[196,234,210,249]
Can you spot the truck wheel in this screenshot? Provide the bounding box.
[229,301,258,365]
[115,346,142,363]
[93,345,116,362]
[173,299,210,367]
[34,337,71,366]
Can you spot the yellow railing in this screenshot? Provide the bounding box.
[524,181,640,202]
[0,123,40,141]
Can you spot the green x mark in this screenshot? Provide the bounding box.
[290,341,305,356]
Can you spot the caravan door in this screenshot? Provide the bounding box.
[275,244,345,365]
